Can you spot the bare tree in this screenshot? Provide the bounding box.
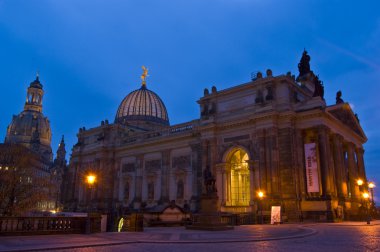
[0,144,53,216]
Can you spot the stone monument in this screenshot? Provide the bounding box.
[186,166,233,231]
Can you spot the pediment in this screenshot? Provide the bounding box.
[327,104,366,139]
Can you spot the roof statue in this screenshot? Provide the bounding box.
[141,66,149,87]
[312,74,325,99]
[298,49,311,77]
[336,90,344,104]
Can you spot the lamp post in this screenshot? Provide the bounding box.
[85,174,96,234]
[357,179,364,187]
[363,192,370,224]
[86,174,96,207]
[258,191,264,224]
[368,182,375,207]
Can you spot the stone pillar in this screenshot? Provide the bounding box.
[114,158,122,201]
[247,160,257,204]
[257,129,267,192]
[347,143,359,199]
[190,143,202,211]
[134,155,143,207]
[333,134,347,198]
[216,163,227,205]
[209,138,218,175]
[327,137,337,197]
[356,148,366,182]
[160,150,171,203]
[295,130,306,198]
[317,126,333,197]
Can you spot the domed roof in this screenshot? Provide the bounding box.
[115,85,169,126]
[6,111,52,144]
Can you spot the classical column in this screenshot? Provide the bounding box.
[294,130,306,198]
[134,155,143,203]
[160,150,171,203]
[347,143,359,199]
[247,160,257,205]
[257,129,267,192]
[327,137,337,197]
[295,129,306,198]
[190,143,202,210]
[317,126,331,197]
[216,163,227,205]
[356,147,366,182]
[332,135,343,198]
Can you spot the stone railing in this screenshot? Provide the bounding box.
[0,215,101,236]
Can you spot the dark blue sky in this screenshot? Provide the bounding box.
[1,1,379,199]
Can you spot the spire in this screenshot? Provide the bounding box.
[55,135,67,166]
[140,66,149,88]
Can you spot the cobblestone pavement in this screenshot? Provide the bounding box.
[1,222,379,252]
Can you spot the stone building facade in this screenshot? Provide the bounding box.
[3,75,67,213]
[64,52,368,224]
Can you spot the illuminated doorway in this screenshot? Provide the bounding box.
[226,149,250,206]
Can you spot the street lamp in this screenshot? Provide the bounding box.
[85,174,96,234]
[357,179,364,186]
[86,175,96,186]
[368,182,375,206]
[363,192,370,224]
[258,191,264,224]
[85,174,96,208]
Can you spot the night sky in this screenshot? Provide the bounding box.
[0,1,379,199]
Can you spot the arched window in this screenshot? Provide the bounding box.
[124,181,130,201]
[177,180,184,199]
[227,149,250,206]
[148,182,154,200]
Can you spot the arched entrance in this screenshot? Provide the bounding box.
[224,148,251,207]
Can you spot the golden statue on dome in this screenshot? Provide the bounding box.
[141,66,149,87]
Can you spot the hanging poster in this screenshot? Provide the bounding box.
[304,143,320,193]
[271,206,281,224]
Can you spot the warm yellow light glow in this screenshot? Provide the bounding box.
[258,191,264,198]
[50,210,57,214]
[363,192,370,199]
[357,179,364,186]
[86,175,96,185]
[368,182,375,189]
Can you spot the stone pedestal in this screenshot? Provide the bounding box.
[187,193,233,231]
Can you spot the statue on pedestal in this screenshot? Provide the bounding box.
[203,165,217,194]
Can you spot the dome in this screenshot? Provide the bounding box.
[115,85,169,126]
[6,111,52,147]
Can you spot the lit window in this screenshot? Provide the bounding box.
[227,149,250,206]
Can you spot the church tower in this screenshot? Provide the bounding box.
[54,135,67,166]
[5,74,53,162]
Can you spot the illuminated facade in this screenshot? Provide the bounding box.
[64,53,368,224]
[3,76,67,213]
